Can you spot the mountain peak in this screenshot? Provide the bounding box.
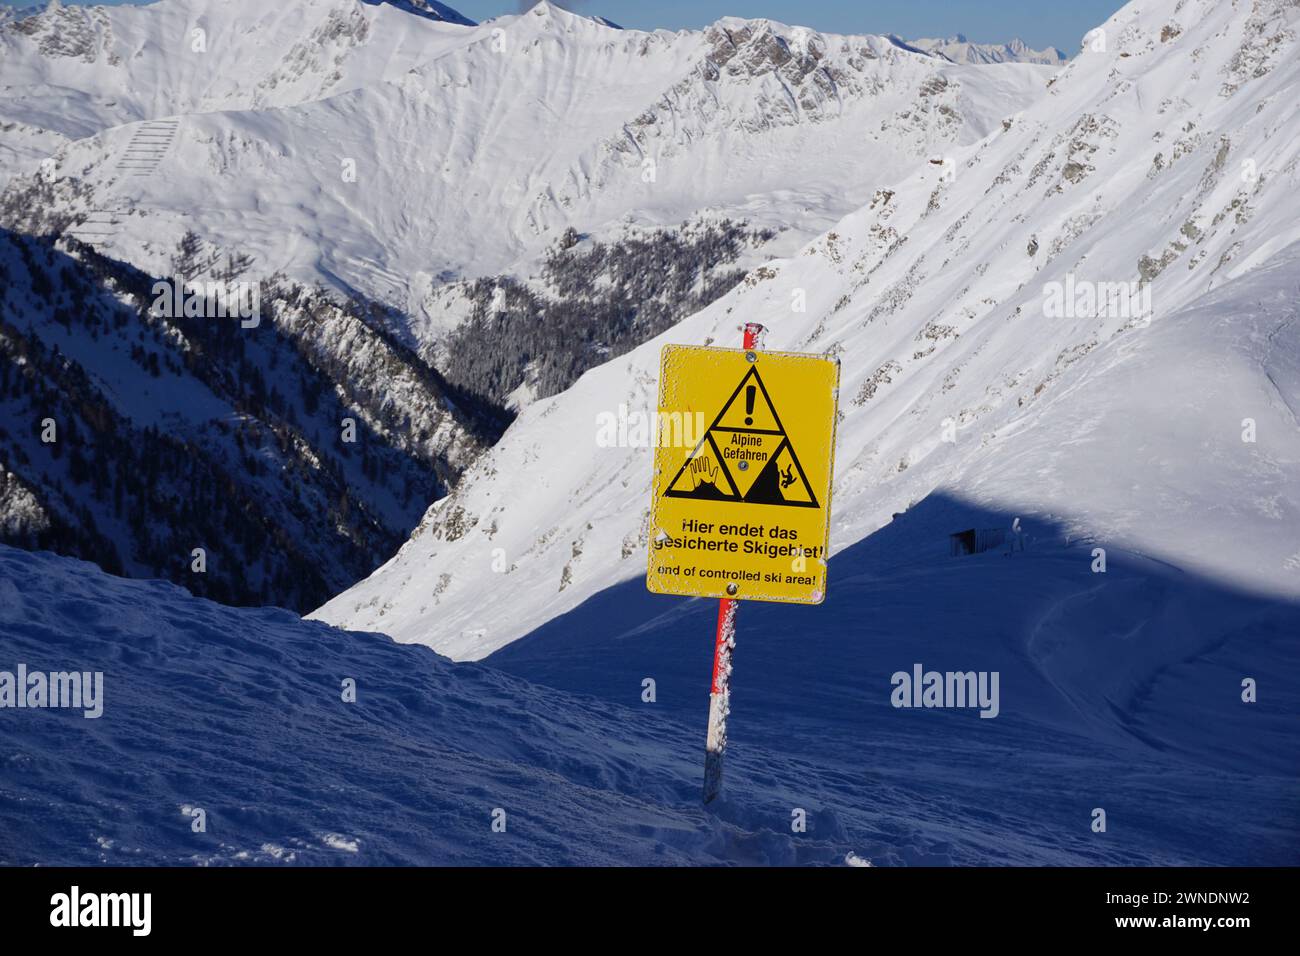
[359,0,476,26]
[523,1,620,30]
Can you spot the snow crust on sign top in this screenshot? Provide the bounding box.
[0,0,1053,318]
[314,0,1300,661]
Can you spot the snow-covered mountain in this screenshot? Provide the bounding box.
[909,34,1068,66]
[0,0,1058,595]
[315,0,1300,660]
[1,0,1297,872]
[0,0,476,183]
[0,227,495,610]
[0,0,1055,318]
[0,4,41,26]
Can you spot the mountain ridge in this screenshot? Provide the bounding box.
[1,0,1055,295]
[314,0,1300,658]
[908,33,1069,65]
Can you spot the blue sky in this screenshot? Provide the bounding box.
[0,0,1127,52]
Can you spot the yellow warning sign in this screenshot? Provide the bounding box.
[647,344,840,604]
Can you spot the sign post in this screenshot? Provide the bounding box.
[647,323,839,803]
[703,321,762,803]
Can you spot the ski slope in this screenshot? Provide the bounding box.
[1,539,1295,866]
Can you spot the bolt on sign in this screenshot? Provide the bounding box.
[647,344,840,603]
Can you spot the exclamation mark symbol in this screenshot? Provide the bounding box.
[744,386,755,426]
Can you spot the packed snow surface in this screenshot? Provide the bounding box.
[1,541,1295,865]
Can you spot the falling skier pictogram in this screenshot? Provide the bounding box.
[663,366,819,508]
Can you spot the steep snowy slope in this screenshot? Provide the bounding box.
[315,0,1300,659]
[0,228,493,611]
[2,2,1055,318]
[0,0,475,180]
[3,542,1295,865]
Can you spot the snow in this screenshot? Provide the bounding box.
[1,0,1053,334]
[0,0,1297,868]
[316,0,1300,661]
[908,35,1068,66]
[3,539,1296,865]
[3,507,1296,865]
[0,543,894,865]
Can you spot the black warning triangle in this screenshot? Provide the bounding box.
[713,367,782,432]
[663,366,819,508]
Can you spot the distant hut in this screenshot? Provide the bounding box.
[949,527,1007,556]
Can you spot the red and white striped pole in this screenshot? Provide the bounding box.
[703,321,764,804]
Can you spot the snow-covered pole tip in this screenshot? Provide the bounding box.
[703,321,765,804]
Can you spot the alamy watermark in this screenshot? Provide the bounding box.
[152,274,261,328]
[1042,274,1151,324]
[50,886,150,936]
[595,405,707,449]
[890,663,999,718]
[0,665,103,718]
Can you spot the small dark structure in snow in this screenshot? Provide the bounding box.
[950,528,1007,556]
